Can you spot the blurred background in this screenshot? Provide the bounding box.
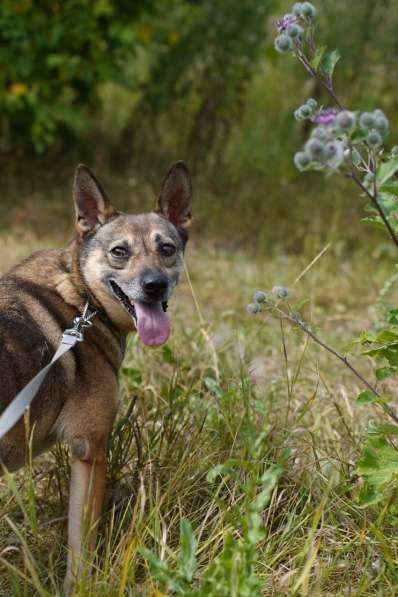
[1,0,398,255]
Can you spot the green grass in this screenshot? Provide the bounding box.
[0,233,397,596]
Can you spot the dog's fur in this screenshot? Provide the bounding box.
[0,162,192,592]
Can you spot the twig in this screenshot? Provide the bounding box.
[350,167,398,250]
[267,304,398,425]
[295,50,344,110]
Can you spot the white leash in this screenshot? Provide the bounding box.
[0,302,97,440]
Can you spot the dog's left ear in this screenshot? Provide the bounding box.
[73,164,116,237]
[156,161,192,229]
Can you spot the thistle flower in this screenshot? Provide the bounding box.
[367,130,382,147]
[295,105,313,120]
[313,108,338,125]
[324,141,345,168]
[292,3,303,17]
[254,290,267,303]
[298,104,312,118]
[272,286,289,299]
[301,2,317,18]
[247,302,260,314]
[374,114,389,134]
[305,138,325,160]
[276,13,297,33]
[286,23,304,39]
[294,151,311,170]
[311,126,329,141]
[335,110,356,132]
[306,98,318,111]
[359,112,375,130]
[274,34,293,53]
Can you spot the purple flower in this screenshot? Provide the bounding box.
[313,108,338,125]
[276,13,297,33]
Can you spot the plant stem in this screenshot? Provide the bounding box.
[295,51,344,110]
[269,305,398,425]
[350,167,398,250]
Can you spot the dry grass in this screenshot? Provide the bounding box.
[0,230,397,596]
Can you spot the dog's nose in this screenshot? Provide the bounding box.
[142,273,168,298]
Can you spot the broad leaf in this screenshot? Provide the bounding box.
[356,439,398,487]
[375,366,395,380]
[310,46,326,70]
[388,309,398,325]
[376,157,398,187]
[321,49,340,79]
[357,390,378,405]
[360,216,388,231]
[179,519,197,582]
[376,192,398,216]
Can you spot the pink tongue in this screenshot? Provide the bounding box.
[133,300,171,346]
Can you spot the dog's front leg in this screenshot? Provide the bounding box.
[64,439,107,595]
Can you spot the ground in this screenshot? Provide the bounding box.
[0,230,397,596]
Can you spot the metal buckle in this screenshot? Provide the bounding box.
[62,301,97,344]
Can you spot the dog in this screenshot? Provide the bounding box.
[0,161,192,593]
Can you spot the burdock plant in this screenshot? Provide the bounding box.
[250,2,398,509]
[272,1,398,248]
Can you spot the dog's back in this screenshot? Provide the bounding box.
[0,248,124,470]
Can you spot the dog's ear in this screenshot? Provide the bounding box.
[156,161,192,229]
[73,165,116,237]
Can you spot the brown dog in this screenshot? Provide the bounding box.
[0,162,192,592]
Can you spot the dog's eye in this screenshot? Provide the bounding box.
[110,246,129,259]
[159,243,176,257]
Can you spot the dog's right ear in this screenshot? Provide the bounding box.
[73,165,116,237]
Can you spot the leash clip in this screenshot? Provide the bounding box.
[62,301,97,343]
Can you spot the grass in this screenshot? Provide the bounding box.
[0,229,397,596]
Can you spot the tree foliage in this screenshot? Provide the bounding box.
[0,0,153,153]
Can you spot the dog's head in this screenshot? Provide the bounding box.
[73,162,192,346]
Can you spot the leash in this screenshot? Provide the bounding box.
[0,301,97,440]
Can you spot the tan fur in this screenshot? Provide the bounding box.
[0,162,192,593]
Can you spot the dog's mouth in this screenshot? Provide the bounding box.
[109,280,170,346]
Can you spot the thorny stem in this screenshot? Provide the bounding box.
[268,304,398,425]
[350,166,398,250]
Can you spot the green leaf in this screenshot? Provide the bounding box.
[121,367,142,386]
[376,157,398,187]
[373,423,398,437]
[356,390,378,405]
[358,481,381,507]
[388,309,398,325]
[360,216,387,231]
[139,547,185,593]
[179,519,197,582]
[380,180,398,194]
[204,377,224,398]
[376,192,398,217]
[356,439,398,488]
[162,345,177,364]
[351,130,367,144]
[255,464,282,510]
[376,329,398,343]
[376,366,395,381]
[320,49,340,79]
[309,46,326,70]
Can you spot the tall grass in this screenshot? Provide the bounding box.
[0,233,397,595]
